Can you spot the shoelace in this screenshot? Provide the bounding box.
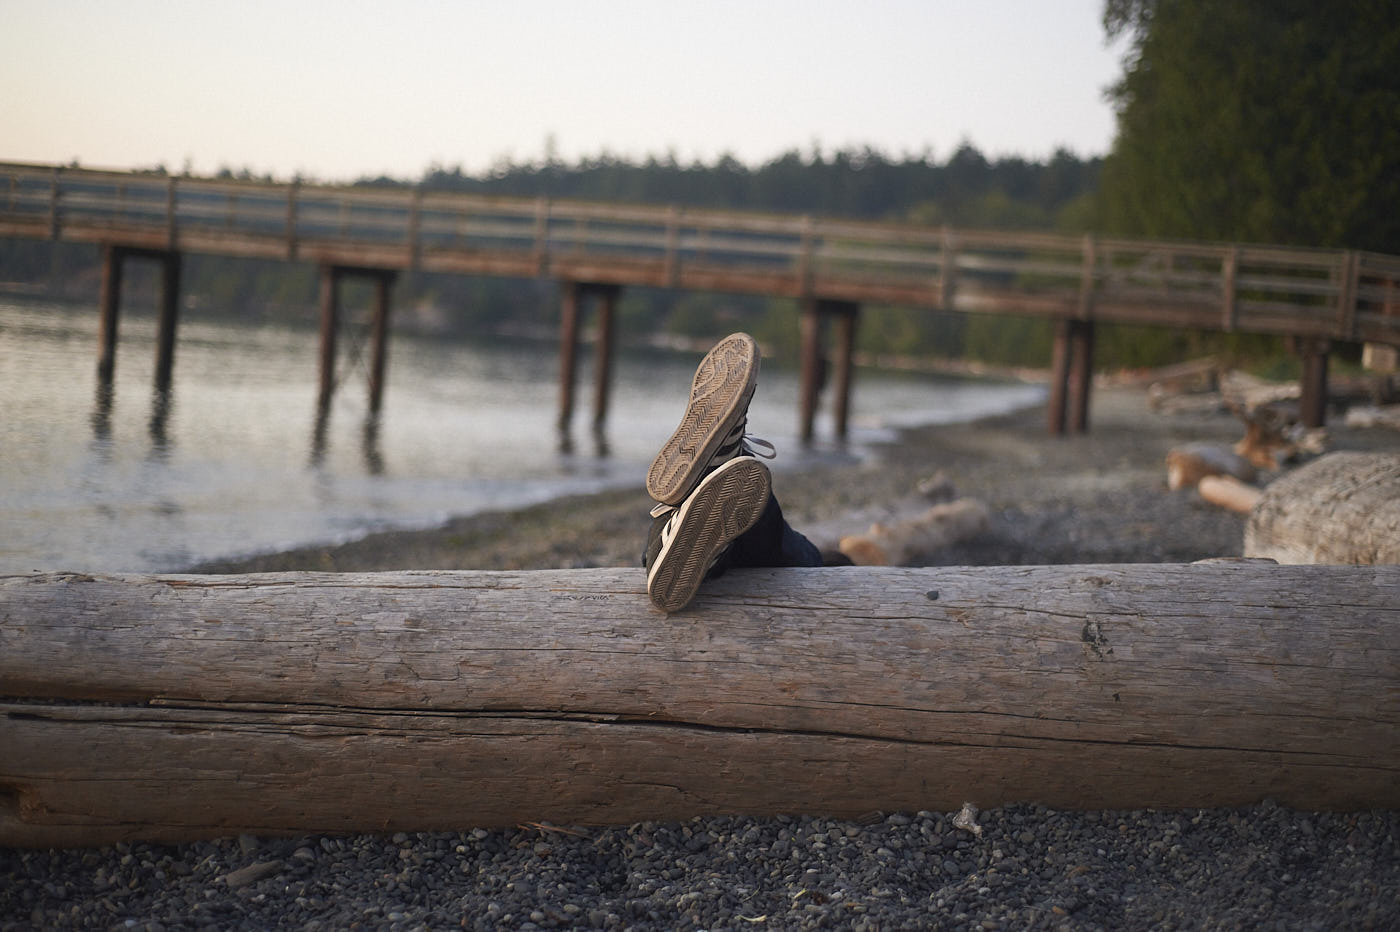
[717,419,776,462]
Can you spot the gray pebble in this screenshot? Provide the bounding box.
[2,805,1396,929]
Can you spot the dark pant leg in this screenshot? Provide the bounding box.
[714,492,823,572]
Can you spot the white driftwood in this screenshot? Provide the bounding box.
[1165,443,1258,490]
[2,565,1397,847]
[1197,475,1263,514]
[1245,452,1400,564]
[839,499,988,565]
[1346,404,1400,431]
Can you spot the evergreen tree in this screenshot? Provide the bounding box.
[1100,0,1400,252]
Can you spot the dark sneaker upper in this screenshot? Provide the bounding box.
[646,455,771,613]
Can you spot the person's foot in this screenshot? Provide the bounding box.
[646,332,766,507]
[646,455,771,613]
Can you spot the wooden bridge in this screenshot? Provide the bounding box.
[4,160,1398,436]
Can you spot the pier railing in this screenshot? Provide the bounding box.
[3,161,1398,347]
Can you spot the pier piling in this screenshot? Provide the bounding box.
[1049,318,1095,435]
[1297,337,1330,428]
[153,252,181,392]
[317,265,339,410]
[97,245,123,383]
[557,282,623,438]
[799,299,860,443]
[590,285,619,433]
[557,281,581,435]
[367,270,395,414]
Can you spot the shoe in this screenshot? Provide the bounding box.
[646,456,771,613]
[646,332,772,507]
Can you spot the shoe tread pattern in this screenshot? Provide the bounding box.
[645,333,758,506]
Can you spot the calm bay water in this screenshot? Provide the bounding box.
[0,299,1044,572]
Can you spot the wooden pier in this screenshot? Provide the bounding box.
[4,160,1400,438]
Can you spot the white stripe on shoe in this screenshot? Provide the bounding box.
[646,455,771,613]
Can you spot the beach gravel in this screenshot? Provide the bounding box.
[8,385,1400,929]
[4,806,1397,929]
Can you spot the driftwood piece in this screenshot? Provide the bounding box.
[1228,398,1329,469]
[1245,452,1400,564]
[1165,443,1258,490]
[838,499,989,565]
[1197,475,1263,514]
[1346,404,1400,431]
[2,565,1398,848]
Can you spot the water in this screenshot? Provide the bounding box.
[0,299,1044,573]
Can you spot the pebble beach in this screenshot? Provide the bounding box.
[5,383,1399,930]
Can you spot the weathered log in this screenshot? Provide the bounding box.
[2,565,1397,848]
[1245,452,1400,564]
[1165,443,1257,490]
[838,499,988,565]
[1197,474,1263,514]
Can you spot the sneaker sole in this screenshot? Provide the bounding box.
[646,332,760,506]
[647,456,771,613]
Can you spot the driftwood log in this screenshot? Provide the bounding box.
[1165,443,1257,490]
[838,499,988,565]
[1245,452,1400,564]
[1197,475,1263,514]
[2,565,1397,848]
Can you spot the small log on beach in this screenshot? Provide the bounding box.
[1197,475,1263,514]
[1165,443,1258,490]
[838,499,989,565]
[1,565,1397,848]
[1245,452,1400,564]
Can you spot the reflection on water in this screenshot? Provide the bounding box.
[556,423,611,458]
[311,405,387,476]
[90,381,115,445]
[1,298,1045,573]
[360,412,385,477]
[148,388,174,461]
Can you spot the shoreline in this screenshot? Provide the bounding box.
[191,383,1309,575]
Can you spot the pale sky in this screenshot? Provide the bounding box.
[1,0,1127,183]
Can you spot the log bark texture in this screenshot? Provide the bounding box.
[2,565,1397,847]
[1245,452,1400,564]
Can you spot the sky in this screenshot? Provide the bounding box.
[1,0,1127,184]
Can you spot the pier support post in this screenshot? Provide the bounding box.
[317,265,339,410]
[1297,337,1330,428]
[367,270,396,415]
[798,298,826,445]
[153,251,182,392]
[798,299,860,444]
[831,301,859,441]
[1049,318,1095,435]
[97,245,124,383]
[1048,319,1070,435]
[1067,319,1095,434]
[557,281,581,435]
[557,282,623,439]
[591,285,620,433]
